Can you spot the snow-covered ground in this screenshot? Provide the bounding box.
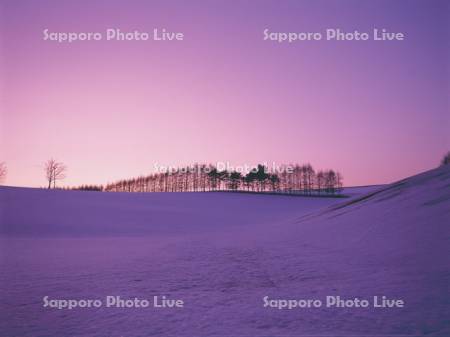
[0,166,449,336]
[341,184,385,197]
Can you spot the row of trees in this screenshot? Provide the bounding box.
[71,185,103,191]
[104,163,344,195]
[1,159,338,193]
[1,151,445,190]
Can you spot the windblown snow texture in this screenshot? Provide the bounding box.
[0,166,449,336]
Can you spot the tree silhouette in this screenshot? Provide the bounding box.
[207,168,221,191]
[45,159,67,189]
[255,164,269,191]
[228,171,242,190]
[0,162,6,184]
[441,151,450,166]
[104,162,343,196]
[268,174,280,191]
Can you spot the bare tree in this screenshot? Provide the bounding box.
[0,162,7,184]
[316,170,325,195]
[45,159,67,189]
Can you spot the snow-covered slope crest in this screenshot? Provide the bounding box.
[286,165,450,254]
[296,164,449,225]
[335,165,449,213]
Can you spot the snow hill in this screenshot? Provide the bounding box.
[0,166,449,336]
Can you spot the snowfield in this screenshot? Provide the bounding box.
[0,166,449,337]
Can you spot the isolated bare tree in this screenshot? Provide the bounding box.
[0,162,7,184]
[45,159,67,189]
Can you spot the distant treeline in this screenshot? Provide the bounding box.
[96,163,343,195]
[71,185,104,192]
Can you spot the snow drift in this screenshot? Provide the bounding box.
[0,166,449,337]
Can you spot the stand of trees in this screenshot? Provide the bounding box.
[71,185,104,191]
[104,163,343,195]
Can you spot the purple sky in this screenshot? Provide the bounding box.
[1,0,449,187]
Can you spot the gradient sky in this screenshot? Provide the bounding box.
[1,0,449,187]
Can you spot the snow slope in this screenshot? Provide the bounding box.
[0,188,339,237]
[0,166,449,337]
